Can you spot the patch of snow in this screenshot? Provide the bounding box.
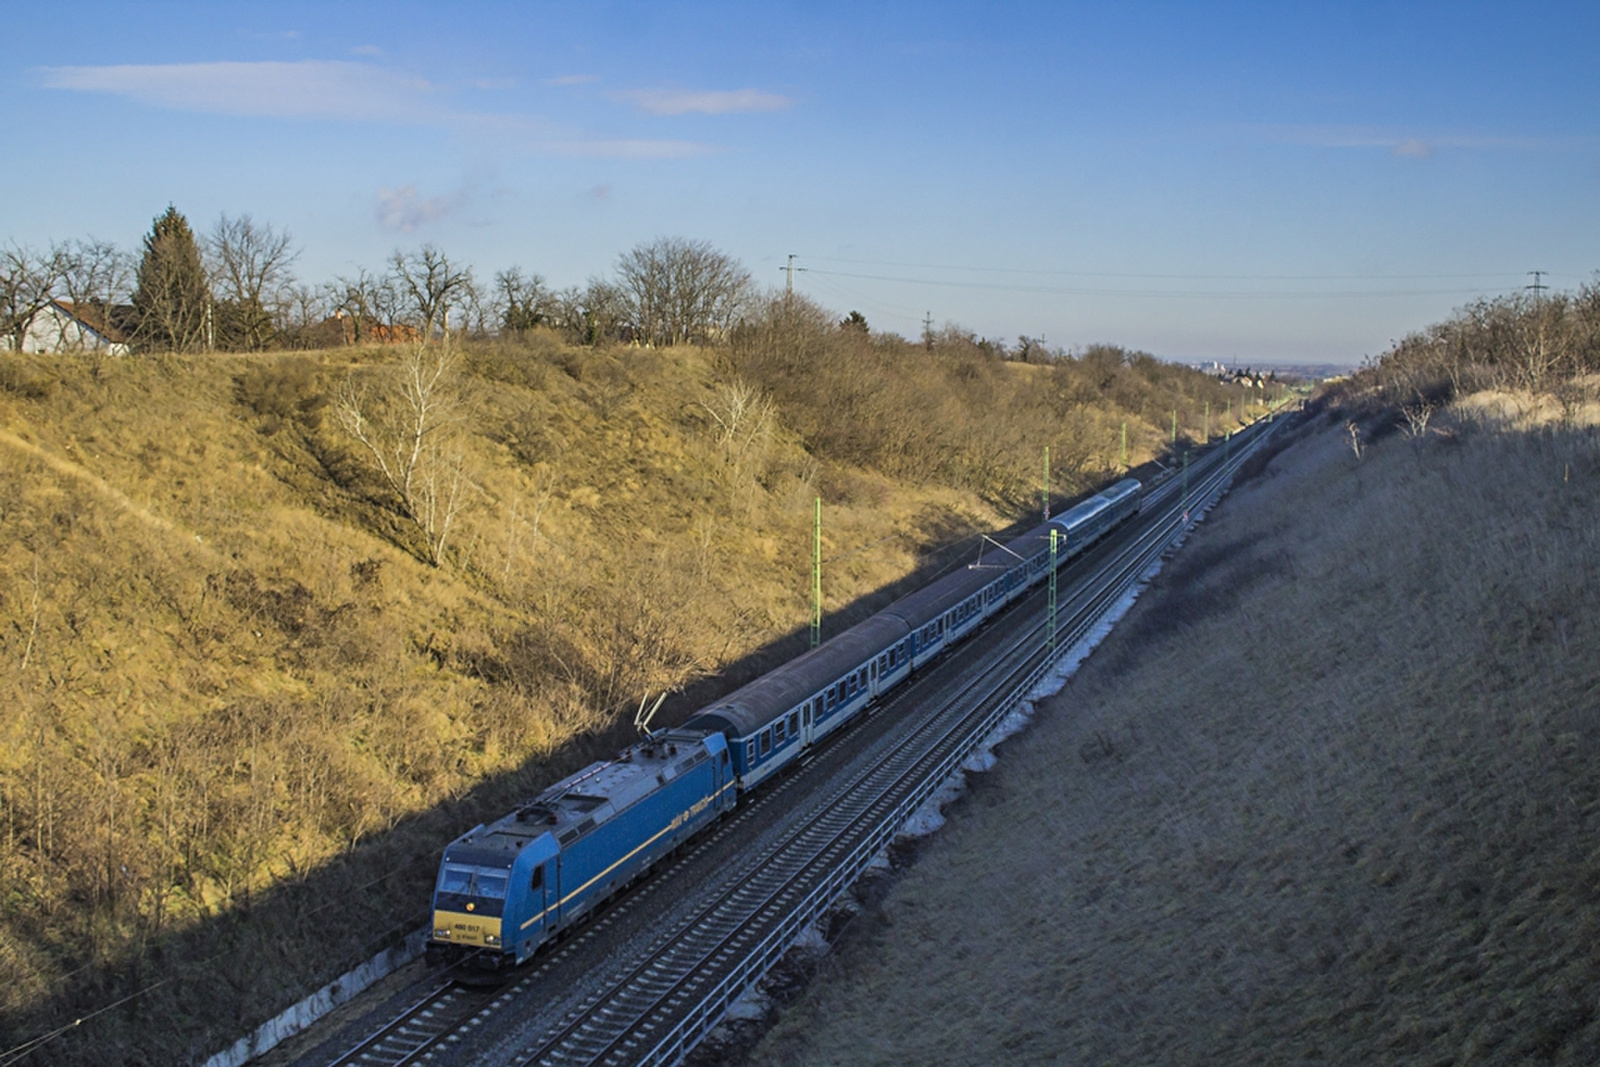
[723,985,771,1020]
[791,921,829,954]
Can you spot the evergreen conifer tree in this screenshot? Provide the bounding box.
[132,205,210,352]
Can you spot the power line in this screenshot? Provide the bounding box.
[802,255,1533,283]
[804,267,1502,300]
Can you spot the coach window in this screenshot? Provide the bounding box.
[760,729,772,756]
[746,739,756,764]
[774,719,786,744]
[788,711,800,736]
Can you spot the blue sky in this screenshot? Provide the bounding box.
[4,1,1596,365]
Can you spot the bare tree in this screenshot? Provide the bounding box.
[552,278,630,346]
[58,238,132,309]
[1399,396,1436,439]
[275,281,334,345]
[615,237,751,347]
[390,245,474,342]
[205,214,299,351]
[334,344,471,565]
[701,379,774,461]
[1,243,67,352]
[495,267,556,334]
[1345,420,1365,461]
[332,268,400,344]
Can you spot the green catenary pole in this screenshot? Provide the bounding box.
[811,496,821,649]
[1204,401,1210,441]
[1171,410,1178,445]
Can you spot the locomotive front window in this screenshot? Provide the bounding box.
[439,864,474,894]
[476,871,509,899]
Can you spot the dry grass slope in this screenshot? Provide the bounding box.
[0,333,1252,1063]
[748,405,1600,1066]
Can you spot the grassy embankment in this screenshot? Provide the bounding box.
[746,394,1600,1065]
[0,320,1256,1064]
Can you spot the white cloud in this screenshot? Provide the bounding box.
[38,60,720,159]
[1392,138,1432,159]
[39,60,444,123]
[351,44,383,57]
[616,87,792,116]
[375,185,460,232]
[545,74,600,86]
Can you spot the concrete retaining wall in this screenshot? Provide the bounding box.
[202,925,428,1067]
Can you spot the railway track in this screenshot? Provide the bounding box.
[499,416,1290,1066]
[323,977,492,1067]
[310,413,1290,1067]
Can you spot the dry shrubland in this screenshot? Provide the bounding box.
[0,315,1251,1062]
[729,295,1257,505]
[748,400,1600,1065]
[1342,283,1600,415]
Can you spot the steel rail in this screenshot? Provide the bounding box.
[506,416,1290,1067]
[319,975,486,1067]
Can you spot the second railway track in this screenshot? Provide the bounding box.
[312,412,1292,1067]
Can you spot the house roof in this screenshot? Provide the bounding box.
[51,301,133,345]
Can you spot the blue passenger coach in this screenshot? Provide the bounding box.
[427,730,734,969]
[430,475,1146,971]
[684,614,912,790]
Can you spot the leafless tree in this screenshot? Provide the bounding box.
[1,243,67,352]
[205,214,299,351]
[334,343,471,565]
[701,379,774,463]
[390,245,474,342]
[495,267,557,334]
[1345,420,1365,461]
[1399,396,1436,438]
[58,239,133,331]
[275,282,334,341]
[615,237,751,347]
[332,268,400,343]
[552,279,631,345]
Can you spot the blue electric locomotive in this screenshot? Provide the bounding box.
[427,730,735,968]
[429,477,1143,969]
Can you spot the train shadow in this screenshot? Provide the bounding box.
[12,466,1180,1066]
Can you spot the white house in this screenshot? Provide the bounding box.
[3,300,131,355]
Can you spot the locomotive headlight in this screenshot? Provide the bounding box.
[433,928,452,939]
[484,934,502,946]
